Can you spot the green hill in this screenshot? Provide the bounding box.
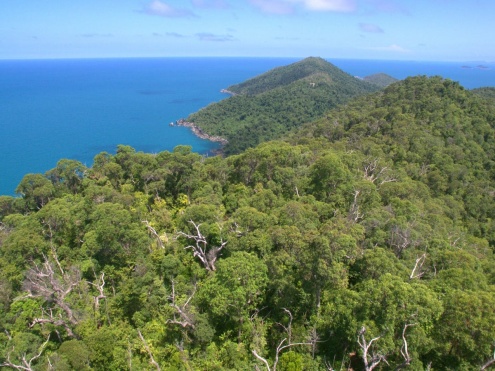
[2,75,495,369]
[472,86,495,103]
[292,75,495,241]
[363,72,398,87]
[186,57,379,154]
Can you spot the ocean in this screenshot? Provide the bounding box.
[1,57,494,196]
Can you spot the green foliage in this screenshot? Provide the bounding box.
[188,57,379,154]
[472,86,495,103]
[363,72,399,87]
[1,72,495,369]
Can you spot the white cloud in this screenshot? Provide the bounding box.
[249,0,356,13]
[300,0,357,12]
[359,22,384,33]
[144,1,195,17]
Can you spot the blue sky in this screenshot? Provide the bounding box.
[1,0,493,61]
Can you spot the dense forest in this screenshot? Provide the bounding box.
[187,57,380,155]
[472,87,495,103]
[362,73,398,88]
[1,72,495,370]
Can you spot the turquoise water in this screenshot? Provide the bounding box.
[1,57,494,196]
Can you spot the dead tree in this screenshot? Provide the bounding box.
[88,272,106,312]
[29,308,76,338]
[166,279,197,329]
[363,158,396,186]
[395,323,416,370]
[23,256,81,337]
[481,355,495,370]
[252,308,312,371]
[142,220,165,249]
[409,253,427,280]
[389,223,421,258]
[357,326,388,371]
[0,336,50,371]
[137,330,161,371]
[176,220,227,271]
[348,190,364,222]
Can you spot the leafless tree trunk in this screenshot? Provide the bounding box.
[176,220,227,271]
[481,358,495,370]
[166,279,196,329]
[142,220,166,249]
[23,255,81,337]
[357,326,388,371]
[409,253,427,280]
[348,190,364,222]
[252,308,312,371]
[395,323,416,370]
[88,272,106,312]
[363,158,396,186]
[0,336,50,371]
[137,330,161,371]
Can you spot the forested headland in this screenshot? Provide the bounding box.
[187,57,381,155]
[1,64,495,369]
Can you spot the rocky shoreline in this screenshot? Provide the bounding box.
[220,89,237,96]
[175,118,229,146]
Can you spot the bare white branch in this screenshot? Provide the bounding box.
[396,323,416,370]
[166,279,197,329]
[357,326,387,371]
[409,253,427,280]
[348,190,364,222]
[0,336,50,371]
[87,272,106,312]
[252,308,311,371]
[252,350,271,371]
[142,220,165,249]
[176,220,227,271]
[137,329,161,371]
[22,257,81,337]
[363,158,396,186]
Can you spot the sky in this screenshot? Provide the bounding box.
[1,0,493,61]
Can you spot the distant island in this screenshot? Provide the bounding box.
[461,64,491,70]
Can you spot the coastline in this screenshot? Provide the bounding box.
[220,89,237,96]
[172,88,234,156]
[175,118,228,148]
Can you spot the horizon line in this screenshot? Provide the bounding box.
[0,55,494,64]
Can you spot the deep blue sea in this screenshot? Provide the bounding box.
[1,57,494,196]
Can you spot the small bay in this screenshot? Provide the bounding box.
[1,57,494,196]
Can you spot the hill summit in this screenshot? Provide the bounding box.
[226,56,367,95]
[187,57,379,154]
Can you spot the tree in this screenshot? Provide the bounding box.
[16,174,55,210]
[252,308,312,371]
[0,333,50,371]
[46,159,87,195]
[433,290,495,368]
[177,220,227,271]
[22,256,82,338]
[198,251,268,341]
